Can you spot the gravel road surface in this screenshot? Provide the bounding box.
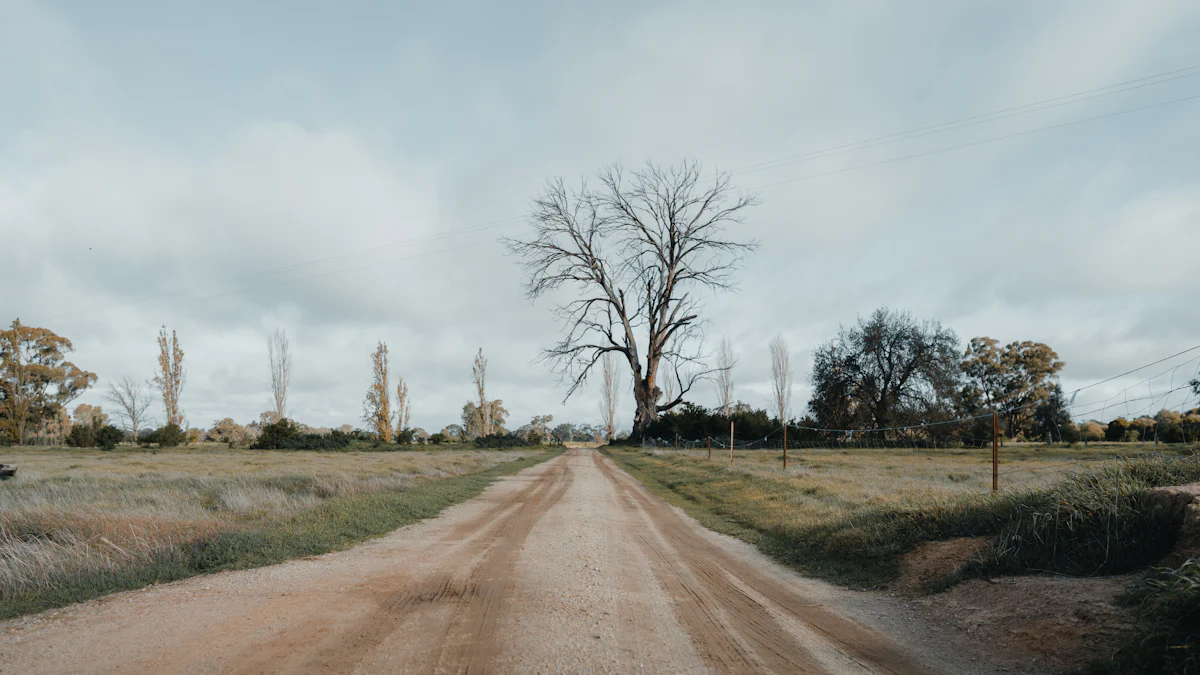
[0,449,986,674]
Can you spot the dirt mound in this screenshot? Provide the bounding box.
[1147,483,1200,564]
[895,537,989,593]
[913,575,1135,672]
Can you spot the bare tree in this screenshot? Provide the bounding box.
[715,337,736,418]
[152,326,185,427]
[395,377,411,432]
[363,341,393,442]
[506,161,758,435]
[472,348,490,437]
[769,335,793,424]
[106,376,154,442]
[267,329,292,423]
[599,352,620,441]
[660,362,678,409]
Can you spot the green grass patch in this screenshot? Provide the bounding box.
[1,450,559,620]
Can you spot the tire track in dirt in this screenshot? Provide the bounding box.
[228,457,573,674]
[1,450,975,674]
[594,451,928,674]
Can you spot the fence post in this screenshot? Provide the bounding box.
[730,421,734,464]
[707,435,711,460]
[992,411,999,492]
[783,425,788,470]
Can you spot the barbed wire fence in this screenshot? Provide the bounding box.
[639,346,1200,493]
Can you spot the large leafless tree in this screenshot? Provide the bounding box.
[105,376,154,442]
[507,161,758,435]
[268,329,292,423]
[769,335,793,424]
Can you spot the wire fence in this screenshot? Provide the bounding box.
[638,435,1197,494]
[634,346,1200,494]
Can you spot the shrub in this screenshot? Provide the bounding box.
[473,433,530,449]
[429,432,447,445]
[95,425,124,450]
[65,422,124,450]
[395,429,415,445]
[251,420,353,450]
[251,419,300,449]
[65,424,95,448]
[1083,561,1200,674]
[140,424,186,448]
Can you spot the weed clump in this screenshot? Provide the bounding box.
[1080,560,1200,675]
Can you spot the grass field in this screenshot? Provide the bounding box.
[605,442,1200,587]
[0,444,557,619]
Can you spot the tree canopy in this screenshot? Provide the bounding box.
[0,319,96,444]
[807,308,960,435]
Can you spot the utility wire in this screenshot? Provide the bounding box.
[756,93,1200,190]
[27,66,1200,327]
[731,65,1200,176]
[28,76,1200,331]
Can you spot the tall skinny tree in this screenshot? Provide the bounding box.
[395,377,411,432]
[472,348,490,437]
[769,335,793,424]
[715,338,736,418]
[363,341,393,442]
[268,329,292,423]
[105,376,153,442]
[599,352,620,441]
[506,161,758,436]
[152,326,186,428]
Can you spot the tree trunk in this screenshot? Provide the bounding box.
[632,380,658,436]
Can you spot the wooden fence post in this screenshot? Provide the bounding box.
[707,435,711,460]
[729,421,734,464]
[783,424,788,470]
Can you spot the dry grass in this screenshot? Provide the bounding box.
[607,442,1199,587]
[642,442,1171,529]
[0,444,546,617]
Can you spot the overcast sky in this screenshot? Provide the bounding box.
[2,0,1198,434]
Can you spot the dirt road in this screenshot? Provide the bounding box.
[0,449,981,674]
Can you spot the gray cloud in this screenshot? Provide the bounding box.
[2,0,1198,434]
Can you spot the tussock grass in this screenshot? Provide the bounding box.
[0,447,557,619]
[1075,560,1200,675]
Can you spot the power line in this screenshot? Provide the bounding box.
[26,70,1200,327]
[1064,345,1200,398]
[755,93,1200,190]
[731,64,1200,176]
[1065,353,1200,419]
[1069,384,1194,421]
